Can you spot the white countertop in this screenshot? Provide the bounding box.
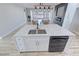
[14,24,75,37]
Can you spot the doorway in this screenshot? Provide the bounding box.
[54,3,68,26]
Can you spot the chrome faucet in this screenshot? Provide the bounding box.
[36,20,42,30]
[36,22,39,29]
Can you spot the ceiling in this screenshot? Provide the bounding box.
[14,3,60,8]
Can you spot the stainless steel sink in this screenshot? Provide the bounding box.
[28,29,47,34]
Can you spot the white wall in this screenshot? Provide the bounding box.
[50,8,55,23]
[62,3,78,29]
[69,8,79,35]
[0,4,26,38]
[25,8,31,22]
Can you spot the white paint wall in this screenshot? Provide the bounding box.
[69,8,79,35]
[62,3,78,29]
[50,8,55,23]
[25,8,31,22]
[0,4,26,38]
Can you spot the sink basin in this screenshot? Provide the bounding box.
[28,29,47,34]
[28,30,36,34]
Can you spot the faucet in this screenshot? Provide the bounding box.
[36,21,39,30]
[36,20,42,30]
[36,21,39,34]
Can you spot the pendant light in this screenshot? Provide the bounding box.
[34,3,52,9]
[44,7,45,9]
[35,6,37,9]
[48,6,50,9]
[39,7,41,9]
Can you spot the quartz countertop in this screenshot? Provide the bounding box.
[14,24,75,37]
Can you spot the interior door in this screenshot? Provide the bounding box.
[54,3,68,26]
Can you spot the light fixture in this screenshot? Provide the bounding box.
[34,3,52,9]
[35,6,37,9]
[44,7,45,9]
[39,7,41,9]
[48,6,50,9]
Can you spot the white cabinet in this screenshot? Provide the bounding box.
[16,37,26,51]
[16,36,49,52]
[37,36,49,51]
[24,37,37,51]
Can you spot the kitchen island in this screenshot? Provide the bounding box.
[14,24,75,52]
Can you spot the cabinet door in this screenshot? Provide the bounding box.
[16,37,26,51]
[24,37,37,51]
[49,36,69,52]
[37,36,49,51]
